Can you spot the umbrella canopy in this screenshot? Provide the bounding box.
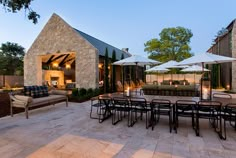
[162,60,187,68]
[113,55,160,66]
[177,52,236,66]
[145,67,170,73]
[181,65,210,72]
[112,55,160,91]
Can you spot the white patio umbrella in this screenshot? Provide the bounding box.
[113,54,160,66]
[145,67,170,83]
[145,67,170,73]
[113,55,160,91]
[162,60,187,69]
[181,65,210,84]
[153,60,187,80]
[177,52,236,70]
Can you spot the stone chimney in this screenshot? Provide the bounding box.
[122,48,129,53]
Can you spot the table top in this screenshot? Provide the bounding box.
[91,93,236,107]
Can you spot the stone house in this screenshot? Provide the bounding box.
[207,19,236,90]
[24,13,130,89]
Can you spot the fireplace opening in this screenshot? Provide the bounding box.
[51,77,59,88]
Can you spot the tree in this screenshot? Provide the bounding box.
[0,0,40,24]
[111,50,117,92]
[104,48,109,93]
[144,26,193,62]
[0,42,25,75]
[216,27,228,37]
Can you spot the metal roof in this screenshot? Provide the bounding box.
[74,29,130,60]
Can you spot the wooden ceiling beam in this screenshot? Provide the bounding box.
[59,54,70,66]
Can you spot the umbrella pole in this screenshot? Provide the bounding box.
[201,62,204,78]
[122,66,124,93]
[136,63,138,86]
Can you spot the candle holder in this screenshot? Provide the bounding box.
[200,77,212,100]
[124,87,131,97]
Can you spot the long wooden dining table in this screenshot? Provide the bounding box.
[91,92,236,139]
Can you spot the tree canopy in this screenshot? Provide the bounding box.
[216,27,228,37]
[0,42,25,75]
[0,0,40,24]
[144,26,193,62]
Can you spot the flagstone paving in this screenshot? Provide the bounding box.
[0,100,236,158]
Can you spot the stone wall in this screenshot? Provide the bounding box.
[232,22,236,90]
[24,13,98,89]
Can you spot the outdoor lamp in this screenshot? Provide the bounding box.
[65,64,71,69]
[53,62,58,68]
[200,77,212,100]
[98,63,103,69]
[227,85,230,90]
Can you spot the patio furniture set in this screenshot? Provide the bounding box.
[90,93,236,140]
[9,85,68,119]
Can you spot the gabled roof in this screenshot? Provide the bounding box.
[75,29,130,60]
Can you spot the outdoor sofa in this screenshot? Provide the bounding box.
[9,85,68,119]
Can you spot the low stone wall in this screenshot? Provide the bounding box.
[142,85,199,96]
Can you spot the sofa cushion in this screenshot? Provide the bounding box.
[40,85,49,97]
[25,85,49,98]
[15,95,33,103]
[161,80,171,85]
[24,86,32,96]
[31,86,41,98]
[28,97,51,107]
[51,90,68,95]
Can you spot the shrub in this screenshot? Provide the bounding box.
[72,88,78,96]
[87,88,93,95]
[94,88,100,96]
[78,88,87,96]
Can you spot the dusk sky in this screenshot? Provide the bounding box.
[0,0,235,57]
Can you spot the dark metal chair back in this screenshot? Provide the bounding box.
[213,93,232,99]
[130,97,147,109]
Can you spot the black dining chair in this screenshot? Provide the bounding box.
[130,97,151,129]
[151,99,172,132]
[112,97,131,126]
[212,93,232,139]
[90,97,104,120]
[197,100,222,138]
[222,103,236,140]
[175,100,197,134]
[98,96,112,123]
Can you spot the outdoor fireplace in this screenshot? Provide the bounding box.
[51,77,59,88]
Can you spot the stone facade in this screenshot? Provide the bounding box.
[207,19,236,90]
[24,13,99,89]
[231,21,236,90]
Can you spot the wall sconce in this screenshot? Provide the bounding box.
[65,64,71,69]
[200,77,212,100]
[226,85,230,90]
[53,62,58,68]
[98,63,103,69]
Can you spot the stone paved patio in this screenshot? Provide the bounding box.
[0,100,236,158]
